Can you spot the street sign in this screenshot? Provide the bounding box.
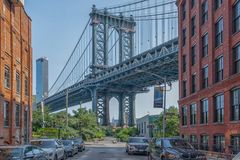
[154,86,164,108]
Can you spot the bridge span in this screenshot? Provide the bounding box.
[44,1,179,127]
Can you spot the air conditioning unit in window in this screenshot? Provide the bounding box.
[10,0,24,6]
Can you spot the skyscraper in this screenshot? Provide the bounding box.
[36,57,49,103]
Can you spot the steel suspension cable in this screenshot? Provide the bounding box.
[49,18,91,93]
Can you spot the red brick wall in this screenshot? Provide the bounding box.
[177,0,240,153]
[0,0,32,145]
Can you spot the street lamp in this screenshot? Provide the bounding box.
[135,69,172,138]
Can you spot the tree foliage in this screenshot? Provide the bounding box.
[154,106,180,138]
[115,127,139,142]
[32,106,105,141]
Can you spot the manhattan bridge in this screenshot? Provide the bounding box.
[45,0,179,127]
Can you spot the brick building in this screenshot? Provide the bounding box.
[0,0,32,145]
[177,0,240,154]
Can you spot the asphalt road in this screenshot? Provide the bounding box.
[68,138,147,160]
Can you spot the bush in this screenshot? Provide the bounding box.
[115,127,138,142]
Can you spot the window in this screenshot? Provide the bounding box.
[190,103,197,125]
[215,56,224,82]
[4,65,10,88]
[182,106,187,126]
[231,135,240,154]
[183,80,187,97]
[233,0,240,33]
[233,44,240,74]
[202,66,208,88]
[183,55,187,72]
[191,16,196,36]
[215,18,223,47]
[231,88,240,121]
[201,99,208,124]
[15,104,21,127]
[191,0,196,8]
[25,76,29,96]
[200,135,209,150]
[191,45,196,66]
[183,28,186,46]
[202,1,208,24]
[190,135,198,149]
[16,71,20,94]
[191,74,196,93]
[215,0,223,10]
[202,33,208,57]
[3,101,9,127]
[214,94,224,123]
[213,135,225,152]
[182,1,186,20]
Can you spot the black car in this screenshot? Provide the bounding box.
[0,145,48,160]
[72,138,85,152]
[148,138,207,160]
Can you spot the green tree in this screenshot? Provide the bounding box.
[115,127,139,142]
[155,106,180,138]
[32,107,52,132]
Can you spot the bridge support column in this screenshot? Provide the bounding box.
[92,88,97,113]
[118,93,136,127]
[91,88,110,126]
[118,94,125,127]
[128,94,136,127]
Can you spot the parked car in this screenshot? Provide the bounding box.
[61,140,78,157]
[0,145,48,160]
[31,139,65,160]
[148,138,207,160]
[72,138,85,152]
[126,137,149,155]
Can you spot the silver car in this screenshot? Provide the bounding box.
[62,140,78,157]
[31,139,65,160]
[126,137,149,155]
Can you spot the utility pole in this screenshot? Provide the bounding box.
[41,99,45,128]
[162,76,167,138]
[66,89,69,127]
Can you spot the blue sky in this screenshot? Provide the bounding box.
[25,0,179,119]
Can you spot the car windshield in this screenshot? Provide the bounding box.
[163,139,193,149]
[31,140,55,148]
[62,140,72,146]
[0,148,23,160]
[128,138,147,143]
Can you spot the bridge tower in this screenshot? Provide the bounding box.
[90,5,136,126]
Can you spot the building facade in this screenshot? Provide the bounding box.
[136,114,159,138]
[0,0,32,145]
[36,57,48,103]
[178,0,240,153]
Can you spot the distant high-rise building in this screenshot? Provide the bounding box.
[36,57,49,103]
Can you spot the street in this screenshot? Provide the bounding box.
[69,138,147,160]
